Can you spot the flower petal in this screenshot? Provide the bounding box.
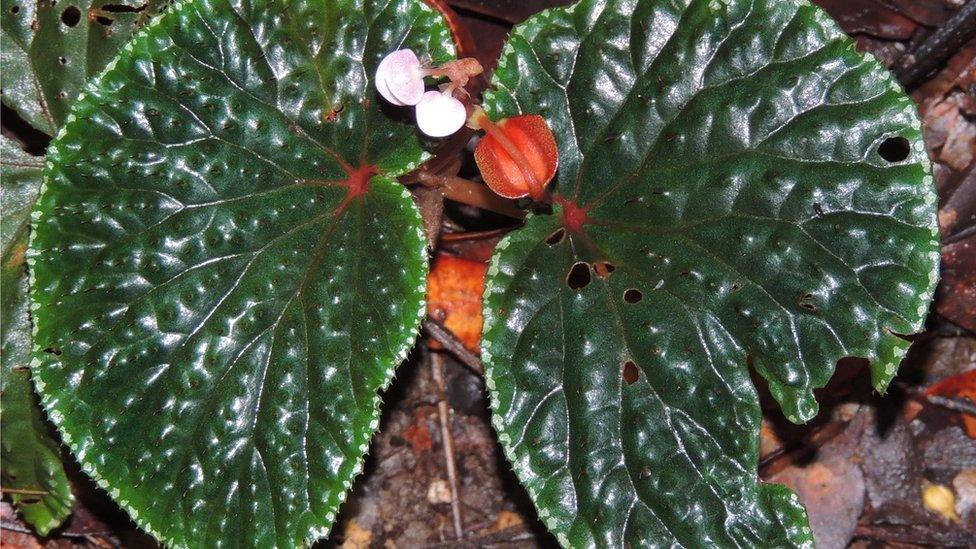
[416,91,466,137]
[376,49,425,106]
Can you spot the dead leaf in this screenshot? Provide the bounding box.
[426,254,487,353]
[922,480,961,523]
[339,518,373,549]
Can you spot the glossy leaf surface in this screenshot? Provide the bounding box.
[1,0,168,532]
[1,136,73,535]
[481,0,939,546]
[28,0,453,545]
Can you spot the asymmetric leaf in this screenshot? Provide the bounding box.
[481,0,939,546]
[1,135,73,535]
[28,0,453,546]
[1,0,168,532]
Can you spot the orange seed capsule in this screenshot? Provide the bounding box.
[473,112,558,200]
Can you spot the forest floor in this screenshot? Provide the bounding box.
[2,0,974,547]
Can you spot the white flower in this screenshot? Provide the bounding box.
[375,49,425,106]
[415,91,466,137]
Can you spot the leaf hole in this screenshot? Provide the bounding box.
[623,288,643,304]
[58,56,67,65]
[878,136,910,163]
[593,260,615,279]
[60,5,80,26]
[622,361,639,385]
[10,5,20,14]
[566,262,591,290]
[545,228,565,246]
[43,347,62,356]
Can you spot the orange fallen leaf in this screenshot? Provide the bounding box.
[925,370,976,438]
[427,253,487,354]
[401,414,433,455]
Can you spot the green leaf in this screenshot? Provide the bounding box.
[27,0,453,545]
[1,136,74,536]
[481,0,939,546]
[1,136,42,252]
[2,0,167,534]
[1,0,168,135]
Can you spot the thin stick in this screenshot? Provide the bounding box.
[895,381,976,416]
[423,318,484,376]
[894,1,976,89]
[1,487,50,496]
[436,176,526,220]
[430,352,465,540]
[440,228,510,242]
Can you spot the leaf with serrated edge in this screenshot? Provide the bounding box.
[1,0,169,533]
[481,0,938,546]
[28,0,453,545]
[1,135,74,536]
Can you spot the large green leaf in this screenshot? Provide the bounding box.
[1,0,168,134]
[27,0,453,545]
[481,0,939,545]
[1,135,74,536]
[1,0,167,535]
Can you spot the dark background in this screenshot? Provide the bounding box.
[2,0,974,547]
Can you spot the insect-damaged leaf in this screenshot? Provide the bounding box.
[1,135,73,536]
[481,0,939,546]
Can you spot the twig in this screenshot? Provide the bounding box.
[758,417,853,475]
[854,522,975,546]
[423,318,484,376]
[925,393,976,416]
[419,525,536,548]
[894,0,976,90]
[1,521,122,546]
[429,352,465,540]
[0,487,50,496]
[895,381,976,416]
[438,176,526,220]
[440,228,510,242]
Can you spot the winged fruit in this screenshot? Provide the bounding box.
[470,108,558,200]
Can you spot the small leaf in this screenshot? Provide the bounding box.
[481,0,939,546]
[28,0,453,546]
[1,136,74,536]
[1,136,42,252]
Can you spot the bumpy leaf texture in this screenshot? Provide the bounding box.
[481,0,940,546]
[28,0,453,546]
[0,0,172,535]
[1,136,73,536]
[1,0,167,533]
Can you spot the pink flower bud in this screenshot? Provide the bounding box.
[375,49,425,106]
